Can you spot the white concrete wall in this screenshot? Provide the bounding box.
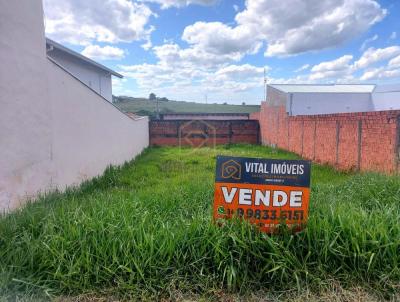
[372,84,400,111]
[47,49,113,102]
[290,92,373,115]
[47,59,148,189]
[0,0,149,212]
[372,92,400,110]
[267,86,288,107]
[100,73,113,102]
[0,0,53,211]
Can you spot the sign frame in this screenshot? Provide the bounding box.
[213,155,311,233]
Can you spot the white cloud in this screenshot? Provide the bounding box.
[43,0,154,45]
[233,4,239,12]
[360,67,400,81]
[118,43,400,100]
[215,64,267,80]
[360,34,378,51]
[267,75,313,85]
[119,58,267,98]
[95,0,395,100]
[390,32,397,40]
[141,36,153,50]
[358,47,400,81]
[81,44,126,60]
[295,64,310,73]
[153,43,239,67]
[235,0,386,57]
[309,55,353,80]
[142,0,217,9]
[201,79,261,93]
[360,68,381,80]
[182,22,262,59]
[112,79,142,98]
[311,55,353,73]
[112,77,126,88]
[119,38,268,97]
[177,0,386,59]
[354,46,400,69]
[118,52,210,91]
[389,55,400,69]
[304,47,400,82]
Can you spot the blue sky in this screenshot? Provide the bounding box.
[44,0,400,104]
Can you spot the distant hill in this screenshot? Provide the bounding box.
[114,96,260,118]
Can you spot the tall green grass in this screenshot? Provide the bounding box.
[1,145,399,300]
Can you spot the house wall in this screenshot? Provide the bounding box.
[266,86,288,106]
[291,93,373,115]
[372,84,400,111]
[0,0,149,212]
[0,0,53,211]
[372,92,400,110]
[47,48,113,102]
[255,102,399,174]
[267,86,374,116]
[47,60,149,189]
[269,85,400,115]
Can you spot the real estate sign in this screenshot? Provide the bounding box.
[213,156,311,233]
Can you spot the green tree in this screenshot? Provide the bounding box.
[149,93,156,101]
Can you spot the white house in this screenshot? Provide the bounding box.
[372,83,400,111]
[0,0,148,212]
[46,38,123,102]
[267,84,400,116]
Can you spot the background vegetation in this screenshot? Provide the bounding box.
[113,96,260,118]
[1,145,399,301]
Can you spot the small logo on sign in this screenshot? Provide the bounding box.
[221,159,241,180]
[217,206,225,214]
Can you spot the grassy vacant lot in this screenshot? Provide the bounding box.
[1,145,400,301]
[114,97,260,117]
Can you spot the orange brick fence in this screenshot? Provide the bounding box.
[150,120,260,147]
[253,102,400,174]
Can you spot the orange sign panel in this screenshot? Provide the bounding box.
[213,156,311,233]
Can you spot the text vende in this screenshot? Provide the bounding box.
[221,187,303,207]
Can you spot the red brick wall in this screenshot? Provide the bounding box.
[256,102,400,174]
[150,120,259,147]
[249,112,260,120]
